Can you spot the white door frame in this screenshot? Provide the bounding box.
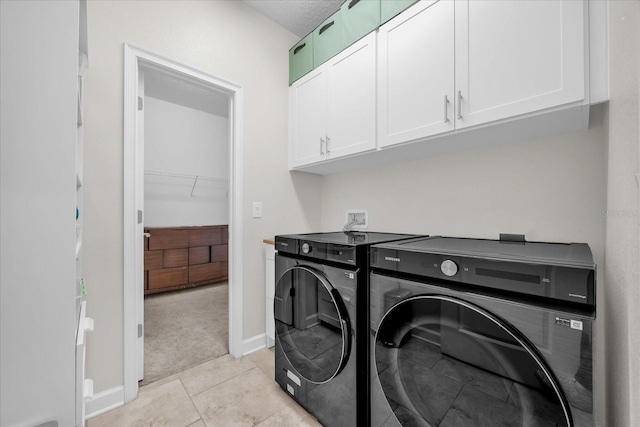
[123,44,244,403]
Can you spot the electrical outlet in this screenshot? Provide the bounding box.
[345,210,368,230]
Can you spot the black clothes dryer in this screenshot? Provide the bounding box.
[369,236,596,427]
[274,232,420,427]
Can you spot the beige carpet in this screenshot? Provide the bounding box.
[141,282,229,386]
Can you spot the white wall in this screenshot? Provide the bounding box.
[84,0,321,396]
[82,2,640,426]
[0,1,79,426]
[605,2,640,427]
[144,96,229,227]
[319,104,609,424]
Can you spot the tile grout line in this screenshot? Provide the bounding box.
[187,363,259,399]
[182,356,261,426]
[178,375,207,427]
[176,350,282,426]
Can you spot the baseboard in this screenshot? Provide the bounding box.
[85,385,125,420]
[242,333,268,355]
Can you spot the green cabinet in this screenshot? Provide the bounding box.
[381,0,419,24]
[313,10,344,67]
[289,34,313,84]
[341,0,380,47]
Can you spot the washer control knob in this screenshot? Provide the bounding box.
[441,260,458,277]
[302,243,310,254]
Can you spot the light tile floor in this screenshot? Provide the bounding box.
[87,348,323,427]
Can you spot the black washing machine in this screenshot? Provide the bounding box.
[369,236,596,427]
[274,232,420,427]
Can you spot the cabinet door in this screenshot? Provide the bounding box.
[378,0,455,148]
[326,32,377,158]
[455,0,585,129]
[290,68,327,168]
[380,0,419,25]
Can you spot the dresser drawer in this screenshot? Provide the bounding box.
[148,267,188,290]
[189,262,224,284]
[189,246,210,265]
[163,248,188,268]
[189,227,222,247]
[144,250,163,271]
[221,226,228,244]
[212,244,228,262]
[148,229,189,250]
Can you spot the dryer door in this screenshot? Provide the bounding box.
[275,265,351,384]
[375,295,573,427]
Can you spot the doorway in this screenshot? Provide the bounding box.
[139,64,230,385]
[123,45,244,403]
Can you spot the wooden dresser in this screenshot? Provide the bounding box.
[144,225,228,294]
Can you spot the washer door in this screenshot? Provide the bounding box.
[274,265,351,384]
[375,295,572,427]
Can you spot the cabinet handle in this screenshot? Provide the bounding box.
[348,0,361,9]
[319,21,335,35]
[293,43,306,55]
[444,95,450,123]
[320,137,325,155]
[326,136,331,155]
[143,232,151,238]
[457,90,463,120]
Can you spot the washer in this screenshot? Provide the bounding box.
[274,232,419,427]
[369,236,596,427]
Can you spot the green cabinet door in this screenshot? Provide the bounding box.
[381,0,419,25]
[289,34,314,84]
[313,9,344,67]
[341,0,381,47]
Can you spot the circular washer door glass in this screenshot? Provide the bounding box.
[375,295,572,426]
[274,265,351,384]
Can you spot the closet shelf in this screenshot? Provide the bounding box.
[144,170,229,197]
[144,170,228,182]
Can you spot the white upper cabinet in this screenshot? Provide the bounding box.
[378,0,455,148]
[326,32,377,160]
[290,32,377,169]
[379,0,586,148]
[290,68,326,167]
[455,0,585,129]
[289,0,601,174]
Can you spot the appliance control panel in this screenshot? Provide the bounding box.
[440,260,458,277]
[275,236,298,255]
[275,236,356,265]
[370,245,595,310]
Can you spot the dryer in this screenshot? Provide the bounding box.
[369,236,596,427]
[274,232,419,427]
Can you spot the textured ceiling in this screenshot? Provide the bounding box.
[243,0,344,38]
[140,1,348,115]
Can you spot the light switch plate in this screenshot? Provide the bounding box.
[252,202,262,218]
